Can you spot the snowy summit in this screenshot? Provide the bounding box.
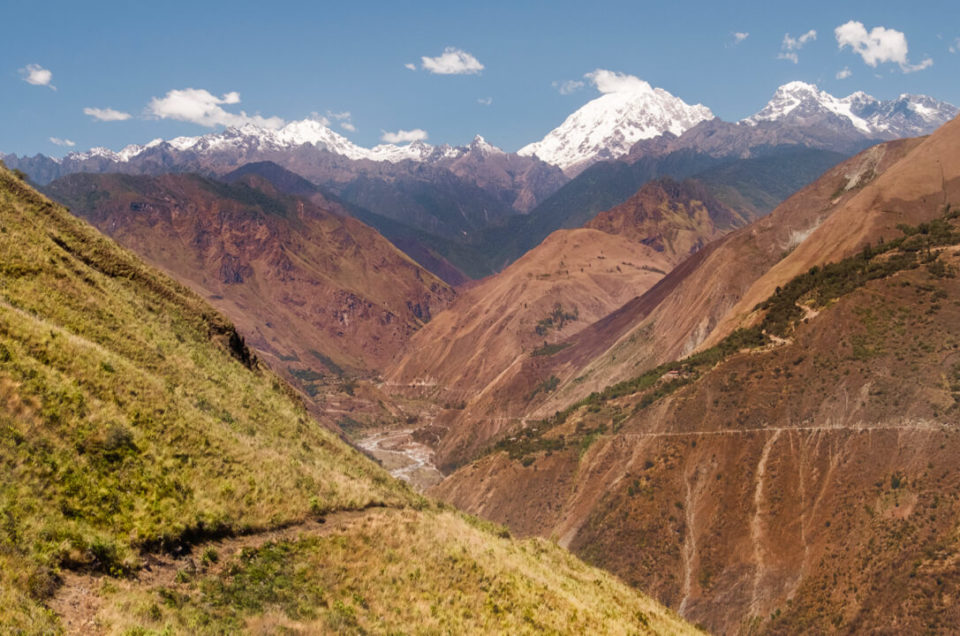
[518,71,714,175]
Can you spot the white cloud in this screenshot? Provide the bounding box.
[49,137,75,147]
[20,64,55,89]
[552,79,585,95]
[836,67,852,80]
[733,32,750,44]
[327,110,355,132]
[83,107,132,121]
[420,47,484,75]
[835,21,933,73]
[948,37,959,54]
[585,69,650,94]
[381,128,428,143]
[146,88,284,128]
[778,30,817,64]
[404,62,417,71]
[477,97,493,106]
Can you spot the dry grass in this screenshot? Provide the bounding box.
[95,508,699,635]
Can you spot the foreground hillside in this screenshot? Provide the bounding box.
[0,165,695,634]
[432,116,960,632]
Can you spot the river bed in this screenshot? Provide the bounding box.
[356,429,444,491]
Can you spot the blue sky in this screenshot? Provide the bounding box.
[3,0,958,156]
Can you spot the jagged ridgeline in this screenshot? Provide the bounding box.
[0,166,696,633]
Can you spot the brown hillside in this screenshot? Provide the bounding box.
[436,243,960,634]
[705,114,960,346]
[586,178,748,255]
[45,172,454,402]
[408,144,915,469]
[526,136,924,421]
[432,115,960,633]
[388,227,672,400]
[388,179,748,469]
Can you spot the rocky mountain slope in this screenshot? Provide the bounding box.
[429,114,960,632]
[388,178,749,468]
[0,162,697,634]
[526,137,923,420]
[219,161,477,285]
[43,172,455,403]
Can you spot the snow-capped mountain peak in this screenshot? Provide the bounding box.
[518,78,714,175]
[468,134,504,155]
[743,82,872,133]
[742,82,958,139]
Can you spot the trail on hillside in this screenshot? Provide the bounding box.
[612,421,946,440]
[50,509,382,635]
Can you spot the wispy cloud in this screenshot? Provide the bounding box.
[327,110,355,132]
[420,47,484,75]
[835,21,933,73]
[835,67,853,80]
[147,88,284,128]
[404,62,417,71]
[381,128,428,143]
[83,107,132,121]
[20,64,55,89]
[733,32,749,44]
[778,30,817,64]
[477,97,493,106]
[552,79,585,95]
[49,137,75,147]
[948,37,959,54]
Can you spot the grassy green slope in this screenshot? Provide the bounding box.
[0,165,697,635]
[0,162,413,631]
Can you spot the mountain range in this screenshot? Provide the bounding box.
[5,81,956,287]
[8,80,954,182]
